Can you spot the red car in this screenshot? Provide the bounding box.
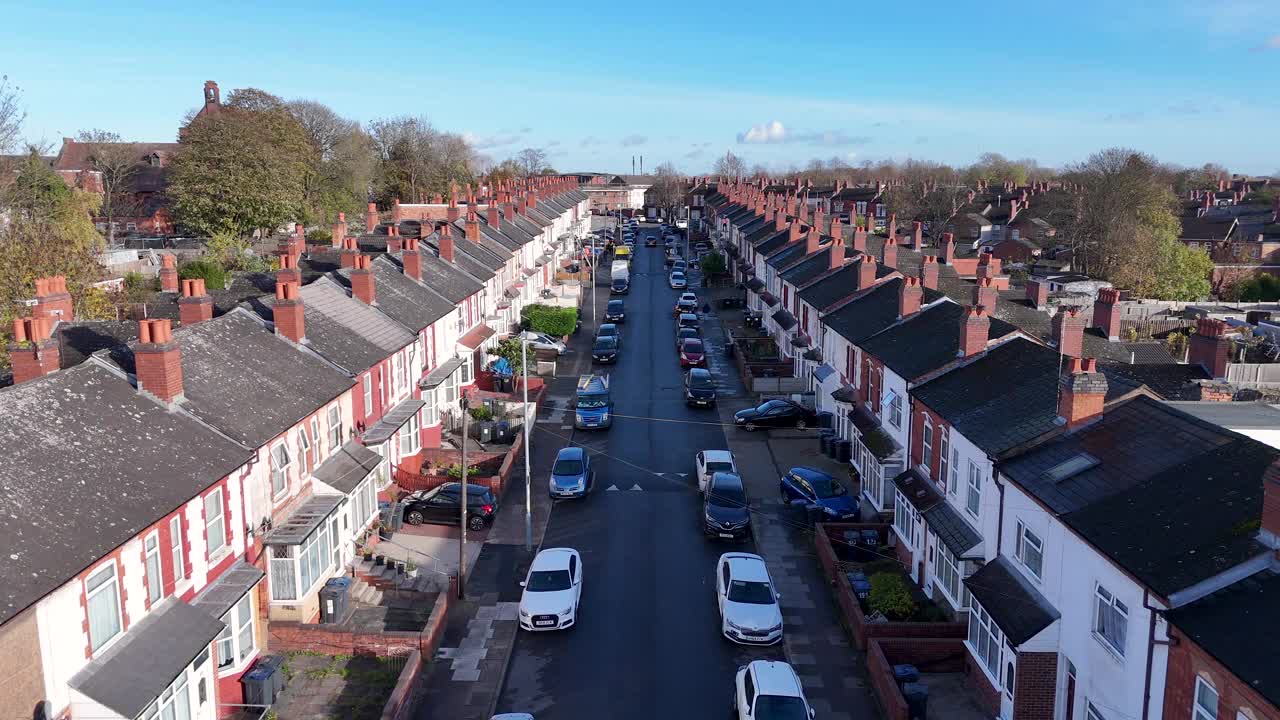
[680,338,707,367]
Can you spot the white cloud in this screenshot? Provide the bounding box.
[736,122,870,146]
[462,131,523,150]
[738,120,789,144]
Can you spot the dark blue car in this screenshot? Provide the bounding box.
[779,466,858,520]
[549,447,593,499]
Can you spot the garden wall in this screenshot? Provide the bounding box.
[867,637,969,720]
[269,592,450,659]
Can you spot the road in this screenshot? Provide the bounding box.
[495,224,782,718]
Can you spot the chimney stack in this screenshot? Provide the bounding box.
[487,205,501,230]
[350,254,375,305]
[178,279,213,325]
[805,228,822,255]
[940,233,957,265]
[1093,288,1122,340]
[959,305,990,358]
[32,275,74,322]
[277,253,302,287]
[392,198,402,224]
[273,281,305,343]
[829,234,846,270]
[465,208,481,242]
[366,203,379,234]
[887,213,897,241]
[340,237,360,269]
[1057,357,1107,427]
[447,186,461,223]
[911,221,924,250]
[1052,308,1087,359]
[899,276,923,319]
[439,224,456,263]
[973,277,998,310]
[159,255,179,294]
[402,238,423,282]
[852,225,868,253]
[882,237,898,269]
[1188,317,1231,379]
[919,256,939,290]
[1026,278,1048,310]
[135,318,184,404]
[8,317,59,384]
[332,212,347,248]
[856,254,877,290]
[788,221,805,244]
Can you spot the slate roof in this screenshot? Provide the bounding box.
[797,258,898,311]
[912,338,1063,456]
[56,321,138,369]
[367,255,455,331]
[999,396,1278,596]
[822,278,945,346]
[1165,570,1280,709]
[773,309,797,331]
[396,246,483,303]
[0,362,249,625]
[766,242,809,270]
[780,250,838,288]
[964,556,1060,646]
[892,469,982,558]
[1098,362,1210,400]
[1165,401,1280,431]
[859,301,1019,382]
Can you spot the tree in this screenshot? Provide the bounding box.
[648,162,685,217]
[514,147,549,177]
[881,160,968,237]
[712,150,746,178]
[286,99,376,224]
[491,337,526,376]
[169,94,314,237]
[75,129,142,244]
[1234,274,1280,302]
[700,251,727,276]
[965,152,1034,186]
[487,158,526,183]
[0,75,25,185]
[370,116,477,203]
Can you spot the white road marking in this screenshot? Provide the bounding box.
[630,484,644,491]
[606,485,620,491]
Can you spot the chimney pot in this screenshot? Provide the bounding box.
[7,317,59,384]
[856,254,877,289]
[1093,288,1122,340]
[919,256,939,290]
[135,319,184,404]
[941,233,957,265]
[273,281,305,343]
[351,255,376,304]
[899,276,923,318]
[1058,355,1108,426]
[159,255,179,293]
[959,305,990,358]
[32,275,74,322]
[1189,317,1231,379]
[366,202,379,234]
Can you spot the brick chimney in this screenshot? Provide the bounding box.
[1052,308,1087,359]
[774,207,787,232]
[340,237,360,269]
[788,221,805,244]
[8,317,59,384]
[856,254,877,290]
[332,213,347,248]
[135,318,184,404]
[1263,459,1280,550]
[887,213,897,241]
[32,275,74,322]
[959,305,990,358]
[159,255,179,293]
[402,238,423,282]
[365,202,379,234]
[447,186,461,223]
[1092,288,1122,341]
[974,278,998,309]
[899,277,923,319]
[465,209,481,242]
[487,205,501,230]
[829,217,842,244]
[805,228,822,255]
[911,221,924,250]
[882,237,898,269]
[1057,357,1107,427]
[386,225,403,253]
[829,237,845,270]
[852,225,868,253]
[1026,279,1048,310]
[277,253,302,287]
[351,255,375,305]
[273,281,305,343]
[392,198,402,224]
[439,224,456,263]
[940,233,956,265]
[178,279,213,325]
[919,256,939,290]
[1188,317,1231,379]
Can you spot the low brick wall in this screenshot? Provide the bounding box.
[868,639,910,720]
[268,591,450,659]
[814,523,967,650]
[867,638,969,720]
[380,649,422,720]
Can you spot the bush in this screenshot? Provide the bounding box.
[867,572,916,620]
[520,303,576,337]
[491,337,525,376]
[443,464,483,480]
[469,405,494,422]
[700,251,727,276]
[178,259,228,290]
[306,228,332,245]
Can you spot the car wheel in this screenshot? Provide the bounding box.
[795,419,808,430]
[405,510,424,525]
[744,422,757,432]
[468,515,486,531]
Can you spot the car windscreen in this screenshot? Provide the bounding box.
[727,579,775,604]
[553,459,584,476]
[752,695,809,719]
[809,475,847,498]
[577,394,608,408]
[593,338,617,350]
[706,461,735,474]
[682,339,704,353]
[690,374,715,389]
[526,569,572,592]
[708,485,747,506]
[608,302,623,311]
[754,400,783,413]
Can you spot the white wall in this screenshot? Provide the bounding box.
[879,368,912,454]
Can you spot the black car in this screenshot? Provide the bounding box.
[675,326,700,349]
[703,472,751,540]
[611,277,629,294]
[402,483,497,531]
[592,335,620,363]
[605,299,626,322]
[685,367,717,406]
[733,399,818,431]
[645,237,657,247]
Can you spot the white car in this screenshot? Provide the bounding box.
[519,331,566,355]
[734,661,813,719]
[518,548,582,631]
[679,292,698,304]
[717,553,783,645]
[696,450,738,493]
[676,219,688,229]
[669,271,687,289]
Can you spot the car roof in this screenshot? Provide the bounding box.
[433,482,492,495]
[789,466,834,481]
[531,547,577,571]
[599,323,617,330]
[555,446,585,461]
[679,313,698,321]
[748,661,803,697]
[689,367,712,379]
[709,471,743,491]
[608,299,624,306]
[723,552,769,582]
[703,449,734,463]
[682,338,703,348]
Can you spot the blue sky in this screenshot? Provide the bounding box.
[3,0,1278,174]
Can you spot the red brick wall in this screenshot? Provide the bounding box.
[909,400,950,484]
[0,607,45,720]
[1164,627,1280,720]
[268,592,450,658]
[868,640,910,720]
[966,651,1003,717]
[1014,651,1058,720]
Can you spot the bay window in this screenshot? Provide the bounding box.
[967,600,1003,679]
[269,521,334,602]
[398,410,421,457]
[422,387,440,426]
[935,540,966,606]
[140,671,190,720]
[216,595,256,671]
[86,563,122,652]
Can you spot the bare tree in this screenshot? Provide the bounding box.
[712,150,746,178]
[648,162,685,217]
[369,116,440,203]
[75,130,142,244]
[514,147,549,177]
[286,99,375,222]
[0,75,22,155]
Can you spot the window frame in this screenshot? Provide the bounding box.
[1193,677,1219,720]
[1015,520,1044,579]
[327,405,343,453]
[1093,584,1129,658]
[938,428,949,488]
[85,560,123,653]
[921,416,934,475]
[144,532,163,604]
[216,594,257,674]
[298,428,312,475]
[362,373,373,417]
[966,461,982,517]
[204,489,227,559]
[885,390,903,429]
[269,441,292,498]
[422,387,440,426]
[966,599,1004,682]
[169,515,185,582]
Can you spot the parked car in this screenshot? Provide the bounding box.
[734,661,811,718]
[669,271,687,289]
[717,554,783,646]
[704,472,751,540]
[696,449,738,492]
[402,483,497,531]
[677,313,699,331]
[645,237,657,246]
[665,252,678,267]
[596,323,620,341]
[605,299,626,322]
[518,331,566,355]
[685,367,717,406]
[672,260,687,274]
[611,277,630,295]
[679,338,706,367]
[695,241,710,252]
[592,335,620,363]
[679,292,698,304]
[675,326,700,349]
[674,298,698,316]
[518,548,582,632]
[779,466,859,520]
[733,399,817,431]
[549,446,593,499]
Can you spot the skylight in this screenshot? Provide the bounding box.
[1043,453,1100,483]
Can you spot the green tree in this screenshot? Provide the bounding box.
[1234,274,1280,302]
[866,572,916,620]
[520,304,577,337]
[491,337,527,376]
[169,91,314,237]
[287,99,377,225]
[700,251,727,276]
[1148,238,1212,301]
[178,258,228,290]
[370,116,478,204]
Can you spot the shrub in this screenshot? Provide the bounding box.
[306,228,332,245]
[443,464,483,480]
[867,572,916,620]
[178,258,227,290]
[700,251,727,276]
[469,405,494,422]
[520,303,576,337]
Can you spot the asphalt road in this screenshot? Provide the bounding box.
[495,224,782,719]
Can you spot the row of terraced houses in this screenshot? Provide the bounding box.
[696,179,1280,720]
[0,178,590,720]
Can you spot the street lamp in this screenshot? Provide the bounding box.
[458,394,469,599]
[521,337,532,552]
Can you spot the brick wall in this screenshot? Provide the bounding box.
[1164,626,1280,720]
[966,651,1003,717]
[0,607,46,720]
[380,649,422,720]
[1013,651,1058,720]
[868,640,910,720]
[867,638,969,720]
[268,592,450,659]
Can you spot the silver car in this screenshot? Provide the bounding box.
[519,331,566,355]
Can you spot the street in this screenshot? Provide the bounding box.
[495,224,782,718]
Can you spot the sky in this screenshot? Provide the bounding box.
[2,0,1278,175]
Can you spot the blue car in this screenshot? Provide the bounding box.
[779,466,858,520]
[549,447,593,499]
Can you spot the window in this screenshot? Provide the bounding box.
[893,489,917,545]
[204,490,226,557]
[86,563,122,652]
[1086,703,1108,720]
[1015,521,1044,578]
[921,418,934,474]
[939,430,950,489]
[216,595,256,670]
[967,600,1003,678]
[270,546,296,601]
[1094,585,1128,656]
[309,417,321,466]
[327,405,342,452]
[169,516,185,581]
[398,410,421,457]
[140,671,190,720]
[298,522,332,596]
[1194,677,1219,720]
[459,357,473,384]
[270,442,291,497]
[145,534,163,603]
[422,387,440,426]
[966,461,981,517]
[935,541,964,605]
[353,476,377,528]
[885,390,903,429]
[443,368,459,405]
[392,353,404,395]
[362,374,373,416]
[298,429,312,475]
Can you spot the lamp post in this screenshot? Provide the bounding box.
[522,337,532,552]
[458,394,469,599]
